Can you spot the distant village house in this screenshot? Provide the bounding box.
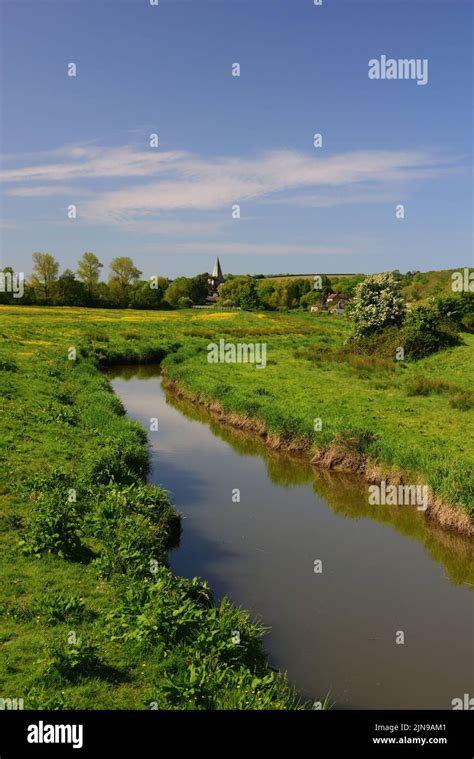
[311,292,350,315]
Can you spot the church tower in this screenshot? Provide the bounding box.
[207,257,225,301]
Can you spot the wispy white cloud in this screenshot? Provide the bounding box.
[1,142,101,164]
[265,189,401,207]
[1,143,461,226]
[7,185,92,198]
[1,146,186,183]
[0,221,20,230]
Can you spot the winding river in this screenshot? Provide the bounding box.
[107,365,473,710]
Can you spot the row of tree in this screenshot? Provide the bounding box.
[219,273,364,310]
[1,252,365,311]
[0,253,210,309]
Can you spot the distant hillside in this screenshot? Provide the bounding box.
[261,273,358,284]
[258,268,467,302]
[398,268,466,302]
[261,273,362,293]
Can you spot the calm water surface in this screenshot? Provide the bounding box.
[108,366,473,710]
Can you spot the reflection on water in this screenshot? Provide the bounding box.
[107,365,474,710]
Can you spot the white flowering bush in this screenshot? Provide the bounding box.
[348,273,406,341]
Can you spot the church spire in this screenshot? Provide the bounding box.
[207,257,225,302]
[212,257,224,281]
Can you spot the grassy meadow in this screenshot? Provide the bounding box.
[0,303,472,709]
[161,309,473,518]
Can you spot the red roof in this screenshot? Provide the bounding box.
[326,292,348,300]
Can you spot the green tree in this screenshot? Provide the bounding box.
[57,270,87,306]
[300,290,324,309]
[31,253,59,300]
[269,281,292,309]
[312,274,332,299]
[177,296,193,308]
[218,276,253,305]
[238,279,261,310]
[287,278,312,307]
[77,252,103,300]
[0,267,15,304]
[257,282,276,309]
[403,304,460,359]
[188,273,209,305]
[95,282,115,308]
[164,277,192,306]
[129,277,168,309]
[108,257,142,306]
[433,293,474,327]
[334,274,364,297]
[349,272,406,341]
[164,275,208,306]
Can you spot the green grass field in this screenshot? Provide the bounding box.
[0,304,472,709]
[160,309,473,517]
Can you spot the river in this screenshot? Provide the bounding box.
[107,365,473,710]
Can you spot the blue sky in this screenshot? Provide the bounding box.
[0,0,472,279]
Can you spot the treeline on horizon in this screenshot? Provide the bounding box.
[0,251,466,311]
